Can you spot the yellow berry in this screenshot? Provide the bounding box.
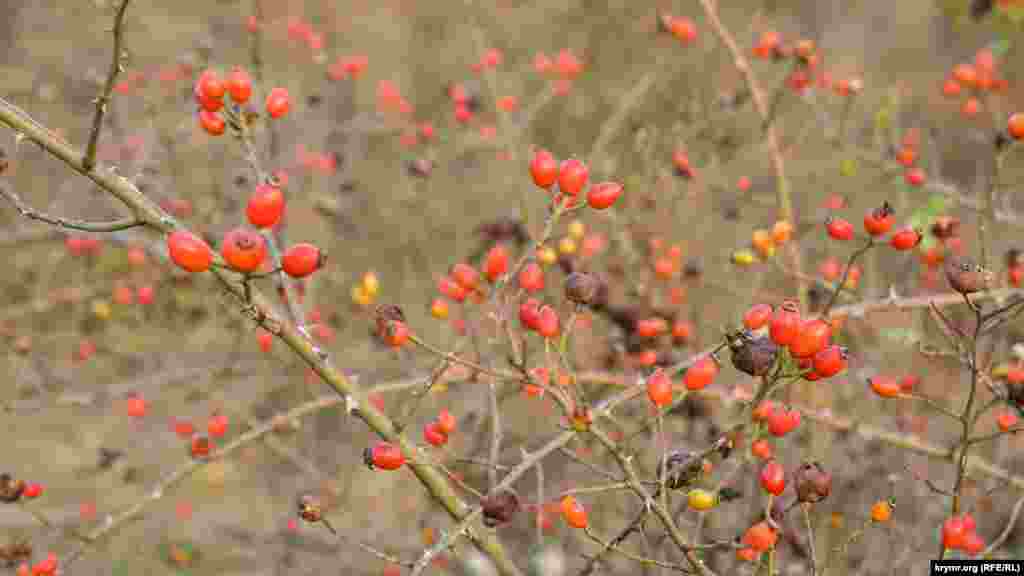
[558,236,578,255]
[351,284,372,307]
[537,245,557,265]
[732,249,757,267]
[92,299,112,320]
[687,489,717,511]
[362,271,380,297]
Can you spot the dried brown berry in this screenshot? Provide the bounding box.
[0,474,25,503]
[481,490,520,527]
[727,330,779,377]
[795,461,832,504]
[930,216,961,240]
[297,493,324,523]
[944,256,994,295]
[564,272,602,306]
[657,451,706,490]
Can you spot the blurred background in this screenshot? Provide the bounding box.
[1,0,1023,574]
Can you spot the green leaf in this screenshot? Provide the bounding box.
[926,194,948,214]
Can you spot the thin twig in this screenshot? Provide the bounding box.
[82,0,131,171]
[0,183,141,232]
[982,494,1024,556]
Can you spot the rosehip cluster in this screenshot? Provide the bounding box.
[743,300,848,381]
[529,149,623,210]
[942,513,985,557]
[825,201,922,252]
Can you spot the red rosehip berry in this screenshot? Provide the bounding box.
[221,227,267,273]
[197,69,225,100]
[208,413,228,438]
[825,216,855,241]
[646,369,673,407]
[438,275,468,302]
[436,409,457,435]
[281,243,325,278]
[450,262,480,291]
[767,407,801,437]
[518,261,545,293]
[364,442,405,470]
[257,331,273,353]
[167,230,213,273]
[743,303,773,330]
[483,244,509,282]
[869,375,902,398]
[560,495,588,528]
[126,393,147,418]
[265,87,292,119]
[225,67,252,104]
[759,460,786,495]
[586,181,623,210]
[557,158,589,196]
[788,318,831,359]
[889,228,922,251]
[769,300,801,346]
[23,483,43,499]
[812,345,848,378]
[198,110,225,135]
[1009,113,1024,140]
[529,148,558,189]
[246,184,285,228]
[942,516,968,550]
[423,421,448,447]
[536,305,560,339]
[519,298,542,331]
[905,167,926,187]
[863,202,895,236]
[684,356,718,390]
